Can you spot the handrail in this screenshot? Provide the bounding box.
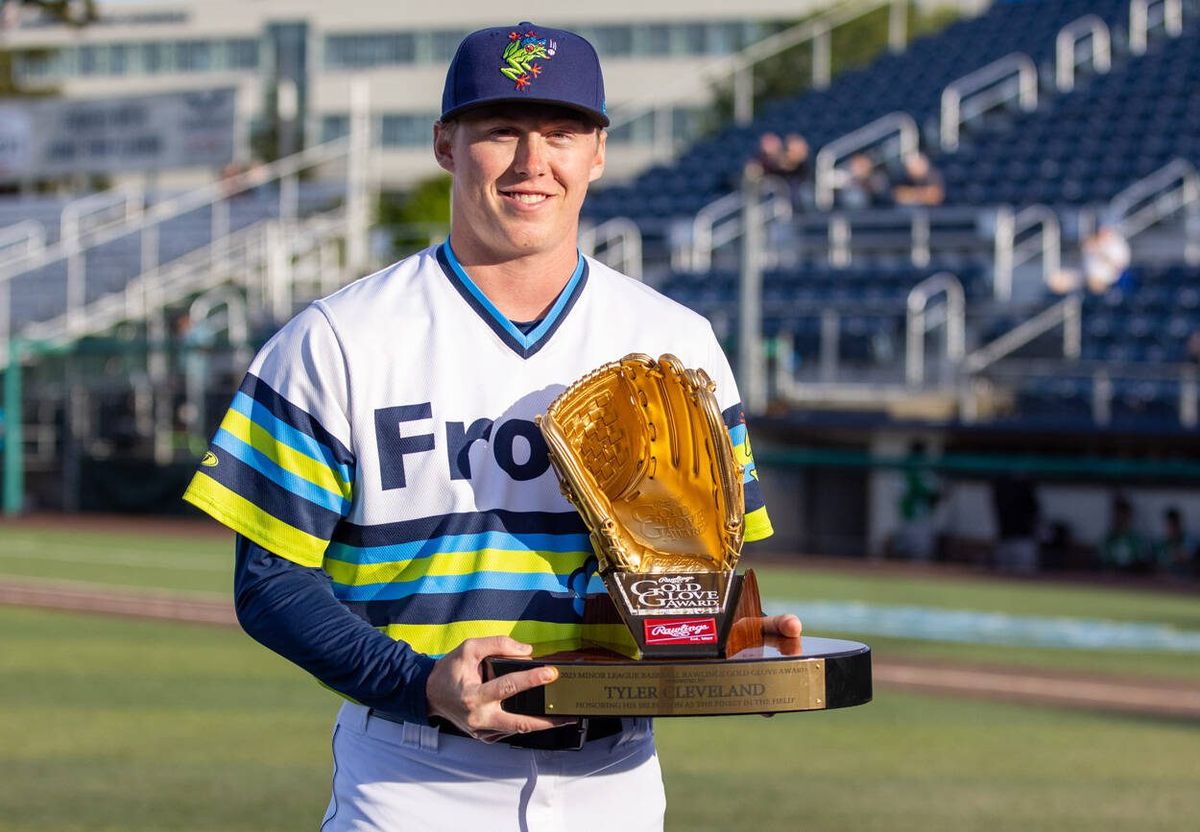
[0,137,352,288]
[60,186,144,245]
[1056,15,1112,92]
[992,205,1061,302]
[687,174,791,271]
[964,294,1082,374]
[1130,0,1183,55]
[606,0,901,135]
[0,221,46,263]
[905,272,965,387]
[580,217,643,281]
[814,111,919,210]
[1107,157,1199,241]
[188,285,249,351]
[940,52,1037,151]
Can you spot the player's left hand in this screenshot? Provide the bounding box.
[763,613,802,639]
[759,613,802,717]
[426,636,578,743]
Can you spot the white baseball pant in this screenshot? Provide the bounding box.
[320,702,666,831]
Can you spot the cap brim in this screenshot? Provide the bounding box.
[441,97,609,128]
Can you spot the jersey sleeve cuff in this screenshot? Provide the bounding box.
[377,651,439,725]
[745,506,774,542]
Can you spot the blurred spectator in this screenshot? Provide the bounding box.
[991,473,1040,574]
[835,153,890,209]
[1040,520,1076,571]
[1100,494,1151,573]
[1081,224,1133,295]
[753,131,786,174]
[891,152,944,207]
[1154,507,1198,579]
[1046,267,1084,296]
[752,131,811,210]
[891,440,941,561]
[1186,330,1200,366]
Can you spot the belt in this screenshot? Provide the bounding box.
[369,710,623,751]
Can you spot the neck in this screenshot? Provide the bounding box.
[446,236,581,322]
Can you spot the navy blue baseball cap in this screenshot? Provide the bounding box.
[441,22,609,127]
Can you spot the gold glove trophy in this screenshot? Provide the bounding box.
[485,354,871,717]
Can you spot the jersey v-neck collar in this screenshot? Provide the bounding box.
[435,241,589,359]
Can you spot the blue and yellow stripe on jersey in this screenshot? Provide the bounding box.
[327,510,633,657]
[723,402,773,542]
[183,374,355,567]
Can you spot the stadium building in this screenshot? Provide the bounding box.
[0,0,937,185]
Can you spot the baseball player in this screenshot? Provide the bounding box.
[183,21,800,831]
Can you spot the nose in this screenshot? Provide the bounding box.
[513,134,547,178]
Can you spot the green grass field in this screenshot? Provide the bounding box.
[4,526,1198,680]
[1,524,1199,830]
[1,606,1197,832]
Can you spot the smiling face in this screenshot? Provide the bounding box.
[433,105,606,267]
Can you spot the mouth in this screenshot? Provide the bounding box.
[499,189,553,206]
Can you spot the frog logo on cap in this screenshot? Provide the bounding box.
[500,29,557,91]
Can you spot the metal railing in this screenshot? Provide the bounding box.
[979,360,1198,429]
[0,136,359,347]
[940,52,1038,152]
[60,186,145,246]
[1130,0,1184,55]
[992,205,1061,302]
[797,205,984,266]
[683,174,792,272]
[580,217,643,281]
[1055,15,1112,92]
[905,272,965,387]
[814,112,919,210]
[0,221,45,265]
[964,294,1082,376]
[1106,158,1200,263]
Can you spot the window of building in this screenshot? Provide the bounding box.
[380,113,439,147]
[322,115,350,142]
[177,40,212,72]
[227,39,261,70]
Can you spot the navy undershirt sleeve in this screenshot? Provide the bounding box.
[233,534,436,723]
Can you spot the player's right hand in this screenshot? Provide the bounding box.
[425,636,577,743]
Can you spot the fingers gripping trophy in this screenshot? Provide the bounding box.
[487,354,873,718]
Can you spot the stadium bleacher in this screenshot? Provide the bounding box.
[585,0,1133,226]
[940,19,1200,206]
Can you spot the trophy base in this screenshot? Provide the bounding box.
[486,634,872,718]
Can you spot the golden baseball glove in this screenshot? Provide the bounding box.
[538,353,745,574]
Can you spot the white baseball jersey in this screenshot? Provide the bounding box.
[184,242,771,659]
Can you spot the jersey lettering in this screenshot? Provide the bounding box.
[375,403,436,490]
[378,404,552,487]
[492,419,551,481]
[446,418,494,480]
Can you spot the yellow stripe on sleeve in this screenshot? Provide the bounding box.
[745,506,774,542]
[221,408,352,500]
[183,472,329,567]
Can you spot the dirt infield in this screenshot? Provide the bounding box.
[3,575,1198,721]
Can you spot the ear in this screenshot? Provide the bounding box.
[588,130,607,183]
[433,122,455,173]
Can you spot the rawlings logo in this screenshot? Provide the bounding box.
[501,29,557,91]
[644,617,718,645]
